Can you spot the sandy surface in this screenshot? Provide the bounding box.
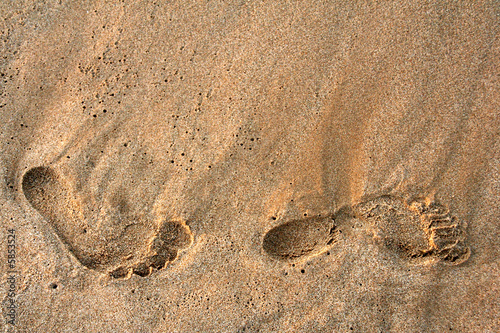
[1,1,499,332]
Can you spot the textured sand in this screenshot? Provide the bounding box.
[1,1,499,332]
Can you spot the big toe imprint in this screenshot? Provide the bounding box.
[352,195,470,265]
[22,166,193,279]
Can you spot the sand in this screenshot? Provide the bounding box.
[1,1,499,332]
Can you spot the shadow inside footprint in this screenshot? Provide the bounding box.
[22,166,63,220]
[22,166,83,250]
[263,215,337,261]
[22,166,193,279]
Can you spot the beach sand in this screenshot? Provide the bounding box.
[1,1,499,331]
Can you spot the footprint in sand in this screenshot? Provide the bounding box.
[22,166,193,279]
[352,195,470,265]
[262,215,339,262]
[263,195,470,265]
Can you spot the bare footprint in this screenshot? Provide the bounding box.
[352,195,470,265]
[22,166,193,278]
[262,215,338,261]
[262,195,469,266]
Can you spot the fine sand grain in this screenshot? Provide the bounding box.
[1,1,499,332]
